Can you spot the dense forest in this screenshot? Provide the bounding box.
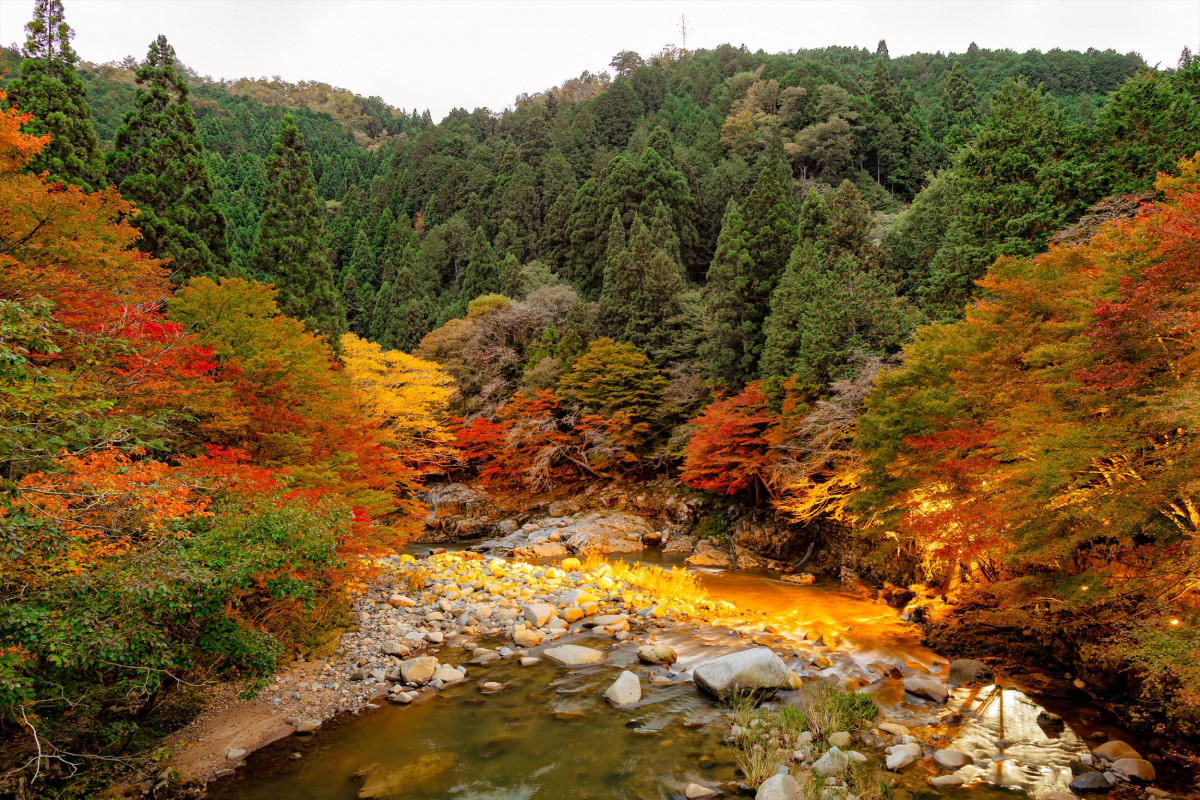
[4,0,1200,792]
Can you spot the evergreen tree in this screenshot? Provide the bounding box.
[626,223,686,361]
[5,0,103,189]
[460,226,500,302]
[564,178,608,297]
[761,244,912,384]
[249,113,345,342]
[701,201,756,386]
[494,218,524,262]
[340,264,365,335]
[597,212,632,337]
[500,253,523,298]
[108,35,228,281]
[920,80,1083,320]
[796,187,830,243]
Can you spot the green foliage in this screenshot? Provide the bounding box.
[106,35,228,281]
[249,113,345,344]
[4,0,104,189]
[557,338,667,430]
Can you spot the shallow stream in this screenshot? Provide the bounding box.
[208,550,1126,800]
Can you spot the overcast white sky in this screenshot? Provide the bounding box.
[2,1,1197,119]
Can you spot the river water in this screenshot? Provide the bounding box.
[208,550,1115,800]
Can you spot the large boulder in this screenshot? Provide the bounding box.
[637,644,678,666]
[947,659,994,686]
[1092,741,1140,761]
[543,645,605,667]
[692,648,801,700]
[1110,758,1154,782]
[663,534,697,554]
[604,670,642,707]
[400,656,439,685]
[561,512,652,555]
[686,540,733,568]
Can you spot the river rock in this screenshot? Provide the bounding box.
[400,656,438,685]
[684,783,721,799]
[903,677,950,703]
[1069,772,1113,792]
[663,534,697,554]
[380,641,408,656]
[519,656,539,666]
[425,631,444,644]
[226,747,246,761]
[948,659,994,686]
[686,540,733,567]
[522,603,556,626]
[933,748,972,769]
[562,512,653,554]
[827,731,852,749]
[637,644,678,665]
[1040,794,1080,800]
[561,607,585,623]
[782,573,816,585]
[292,718,321,734]
[1092,741,1140,761]
[877,721,910,737]
[431,665,464,686]
[559,588,596,606]
[513,628,542,647]
[604,670,642,707]
[886,742,922,771]
[1110,758,1155,782]
[812,746,850,776]
[692,647,802,700]
[755,772,802,800]
[356,753,456,798]
[543,645,605,666]
[588,614,628,629]
[930,775,965,788]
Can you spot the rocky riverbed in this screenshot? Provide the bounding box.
[178,533,1178,800]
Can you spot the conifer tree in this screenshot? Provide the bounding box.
[701,202,756,386]
[500,253,523,298]
[626,224,686,360]
[108,35,228,281]
[597,212,632,337]
[460,227,499,302]
[250,113,345,342]
[6,0,104,189]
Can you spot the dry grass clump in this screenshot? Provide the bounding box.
[581,555,713,613]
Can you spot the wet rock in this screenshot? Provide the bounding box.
[1069,772,1113,792]
[637,644,678,666]
[1039,794,1080,800]
[604,670,642,707]
[693,647,802,701]
[292,718,321,734]
[903,677,949,703]
[663,535,697,554]
[479,681,505,693]
[886,742,922,771]
[431,665,464,686]
[519,657,539,667]
[1092,741,1140,761]
[782,573,816,585]
[514,541,571,559]
[877,721,909,737]
[1110,758,1155,782]
[686,540,733,567]
[1070,759,1099,775]
[947,659,994,687]
[399,656,438,685]
[684,783,721,799]
[543,645,605,666]
[356,753,456,798]
[512,628,542,647]
[755,772,802,800]
[933,749,972,770]
[930,776,964,788]
[1037,709,1067,737]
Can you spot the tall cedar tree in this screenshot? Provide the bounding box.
[5,0,103,189]
[704,167,796,386]
[108,35,228,281]
[250,113,345,343]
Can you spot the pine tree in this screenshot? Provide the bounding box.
[5,0,104,189]
[108,35,229,281]
[249,113,345,342]
[460,226,499,302]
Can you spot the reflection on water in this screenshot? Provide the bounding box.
[209,553,1097,800]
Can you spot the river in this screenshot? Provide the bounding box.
[206,549,1129,800]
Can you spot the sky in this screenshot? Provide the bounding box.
[1,0,1197,119]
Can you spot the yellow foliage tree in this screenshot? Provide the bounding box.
[341,332,456,468]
